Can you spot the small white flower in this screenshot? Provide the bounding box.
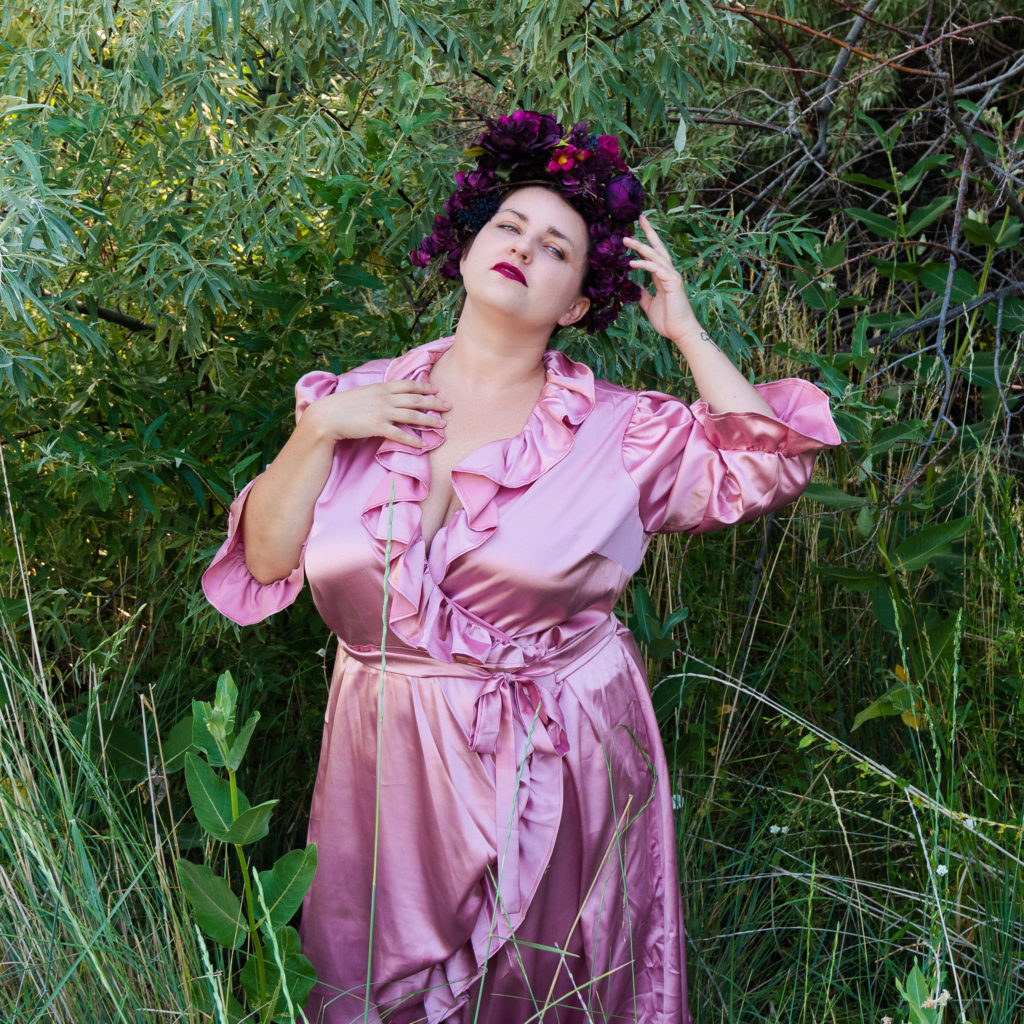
[964,818,976,830]
[769,825,780,835]
[672,794,683,811]
[935,864,948,876]
[316,647,327,658]
[881,1016,894,1024]
[781,825,789,834]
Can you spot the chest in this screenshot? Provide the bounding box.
[419,395,538,551]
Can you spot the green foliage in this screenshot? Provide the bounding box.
[176,671,318,1022]
[3,0,1024,1022]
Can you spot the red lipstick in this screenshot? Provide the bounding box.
[492,262,527,286]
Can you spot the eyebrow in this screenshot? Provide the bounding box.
[500,208,578,249]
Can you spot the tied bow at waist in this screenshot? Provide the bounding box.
[467,669,570,932]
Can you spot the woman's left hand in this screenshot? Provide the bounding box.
[624,214,700,344]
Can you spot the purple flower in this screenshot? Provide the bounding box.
[481,110,562,166]
[621,279,642,303]
[454,168,495,191]
[606,174,643,221]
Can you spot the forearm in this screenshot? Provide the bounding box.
[670,313,775,418]
[242,410,336,584]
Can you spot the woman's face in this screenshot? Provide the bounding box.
[459,186,591,331]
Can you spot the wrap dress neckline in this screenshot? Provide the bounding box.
[360,335,599,671]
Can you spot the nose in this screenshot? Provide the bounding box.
[507,238,530,261]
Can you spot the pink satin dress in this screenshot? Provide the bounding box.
[203,336,840,1024]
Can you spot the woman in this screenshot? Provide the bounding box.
[203,111,840,1024]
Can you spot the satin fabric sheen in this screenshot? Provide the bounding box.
[203,336,840,1023]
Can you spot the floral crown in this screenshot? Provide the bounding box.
[410,110,645,333]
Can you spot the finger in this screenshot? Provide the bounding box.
[637,214,674,261]
[391,391,451,411]
[392,410,447,427]
[628,258,682,285]
[636,287,653,313]
[637,212,664,244]
[624,236,674,271]
[623,234,656,256]
[387,380,441,396]
[382,423,424,447]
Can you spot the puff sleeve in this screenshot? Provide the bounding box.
[201,370,343,625]
[622,378,841,535]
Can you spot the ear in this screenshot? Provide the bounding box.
[557,295,591,327]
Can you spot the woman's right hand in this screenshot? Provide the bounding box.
[301,380,449,448]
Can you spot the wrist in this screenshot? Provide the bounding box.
[668,315,711,352]
[294,402,338,446]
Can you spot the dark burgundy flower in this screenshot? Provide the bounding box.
[621,279,642,303]
[606,174,644,221]
[481,110,562,166]
[593,234,624,260]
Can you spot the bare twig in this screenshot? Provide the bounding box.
[813,0,884,158]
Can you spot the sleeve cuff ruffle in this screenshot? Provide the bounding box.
[201,480,306,626]
[691,378,841,454]
[622,378,841,535]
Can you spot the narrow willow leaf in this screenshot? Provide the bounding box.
[257,846,319,931]
[221,800,278,846]
[176,859,247,950]
[185,752,250,841]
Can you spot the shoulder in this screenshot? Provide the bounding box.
[590,378,691,433]
[591,377,645,417]
[292,352,396,421]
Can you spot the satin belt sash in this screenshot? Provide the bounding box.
[338,618,621,928]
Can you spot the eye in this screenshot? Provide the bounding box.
[497,221,520,233]
[545,244,565,260]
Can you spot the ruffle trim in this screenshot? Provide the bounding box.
[201,479,306,626]
[360,336,596,667]
[689,378,841,454]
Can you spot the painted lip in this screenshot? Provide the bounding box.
[491,262,527,286]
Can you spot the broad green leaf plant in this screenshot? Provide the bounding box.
[176,671,318,1022]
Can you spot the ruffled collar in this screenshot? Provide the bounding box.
[359,335,596,666]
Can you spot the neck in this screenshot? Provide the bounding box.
[440,298,552,391]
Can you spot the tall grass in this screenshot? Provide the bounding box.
[3,303,1022,1023]
[0,642,201,1022]
[4,344,1023,1023]
[638,327,1024,1021]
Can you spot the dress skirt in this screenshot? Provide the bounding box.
[299,622,689,1024]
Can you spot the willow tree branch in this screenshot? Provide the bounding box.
[40,291,157,333]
